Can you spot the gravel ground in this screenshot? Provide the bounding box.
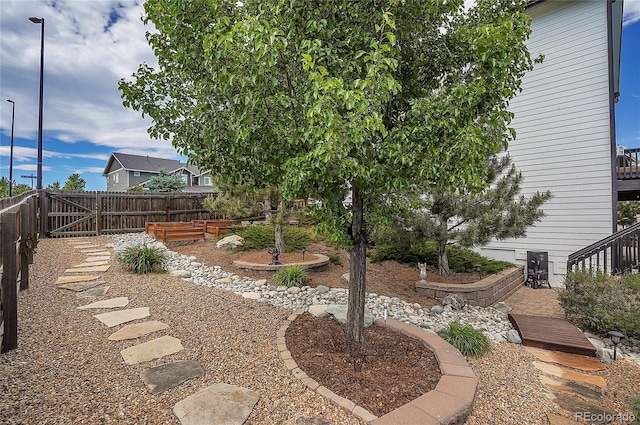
[2,235,639,425]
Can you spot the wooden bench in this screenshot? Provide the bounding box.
[191,219,238,237]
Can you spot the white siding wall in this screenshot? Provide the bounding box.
[479,0,614,286]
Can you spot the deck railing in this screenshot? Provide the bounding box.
[567,221,640,274]
[617,147,640,180]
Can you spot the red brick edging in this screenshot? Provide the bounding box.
[278,312,478,424]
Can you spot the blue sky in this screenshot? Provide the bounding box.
[1,0,639,192]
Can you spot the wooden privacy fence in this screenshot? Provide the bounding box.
[44,191,222,237]
[0,192,38,353]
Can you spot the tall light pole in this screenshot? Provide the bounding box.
[6,99,15,197]
[29,17,44,190]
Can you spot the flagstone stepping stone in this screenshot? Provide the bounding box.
[173,383,259,425]
[85,256,111,262]
[108,321,169,341]
[141,360,204,395]
[551,392,613,419]
[525,347,606,372]
[94,307,150,327]
[539,375,602,400]
[533,362,607,388]
[57,280,106,292]
[72,260,110,268]
[76,286,110,298]
[64,265,111,273]
[74,244,99,249]
[55,275,101,285]
[120,335,183,365]
[546,413,584,425]
[77,297,129,310]
[83,251,111,256]
[81,248,109,253]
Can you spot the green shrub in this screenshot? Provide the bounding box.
[232,225,311,251]
[632,394,640,425]
[118,244,167,274]
[438,320,491,357]
[328,253,342,266]
[369,241,514,275]
[559,270,640,339]
[273,265,309,288]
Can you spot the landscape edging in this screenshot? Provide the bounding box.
[279,312,478,424]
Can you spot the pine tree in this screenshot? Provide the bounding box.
[401,155,552,276]
[62,174,86,192]
[145,169,186,192]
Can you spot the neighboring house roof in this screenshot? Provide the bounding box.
[102,152,208,176]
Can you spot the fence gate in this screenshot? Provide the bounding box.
[45,191,98,237]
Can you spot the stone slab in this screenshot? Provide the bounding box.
[74,244,100,249]
[81,249,109,253]
[120,335,183,365]
[57,280,106,292]
[72,260,110,268]
[539,375,602,401]
[533,362,607,388]
[108,320,169,341]
[94,307,150,327]
[84,251,111,256]
[76,286,110,298]
[55,275,101,285]
[551,392,614,420]
[77,297,129,310]
[525,346,606,372]
[85,256,111,262]
[141,360,204,395]
[173,383,259,425]
[64,265,111,273]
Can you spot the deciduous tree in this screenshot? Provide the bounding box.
[120,0,538,343]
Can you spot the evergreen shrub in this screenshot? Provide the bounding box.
[232,225,311,251]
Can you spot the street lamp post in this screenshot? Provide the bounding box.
[29,16,44,191]
[6,99,15,197]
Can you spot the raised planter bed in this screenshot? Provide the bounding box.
[191,219,237,237]
[145,221,205,243]
[416,266,525,307]
[279,313,478,424]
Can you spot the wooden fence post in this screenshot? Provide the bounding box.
[20,203,30,290]
[96,192,102,236]
[1,211,18,353]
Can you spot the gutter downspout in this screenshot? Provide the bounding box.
[607,0,619,234]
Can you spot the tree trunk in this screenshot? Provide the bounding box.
[438,240,450,277]
[274,199,285,255]
[264,197,272,221]
[346,185,367,344]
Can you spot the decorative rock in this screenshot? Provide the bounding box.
[506,329,523,344]
[120,335,184,365]
[170,270,191,278]
[215,277,233,285]
[308,305,329,318]
[141,360,204,395]
[315,285,330,294]
[588,337,606,349]
[442,293,467,310]
[493,302,512,313]
[341,273,350,283]
[173,383,259,425]
[242,292,261,300]
[254,279,267,286]
[287,287,301,295]
[77,297,129,310]
[216,235,244,250]
[325,304,375,327]
[430,305,445,314]
[108,320,169,341]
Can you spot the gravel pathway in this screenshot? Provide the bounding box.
[2,235,638,425]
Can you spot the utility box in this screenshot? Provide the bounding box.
[526,251,550,289]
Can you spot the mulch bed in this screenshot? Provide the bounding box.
[285,312,441,417]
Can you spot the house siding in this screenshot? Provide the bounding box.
[479,0,614,286]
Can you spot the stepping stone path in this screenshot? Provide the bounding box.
[141,360,204,394]
[526,346,616,421]
[57,238,257,424]
[173,383,260,425]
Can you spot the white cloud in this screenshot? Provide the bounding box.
[624,0,640,26]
